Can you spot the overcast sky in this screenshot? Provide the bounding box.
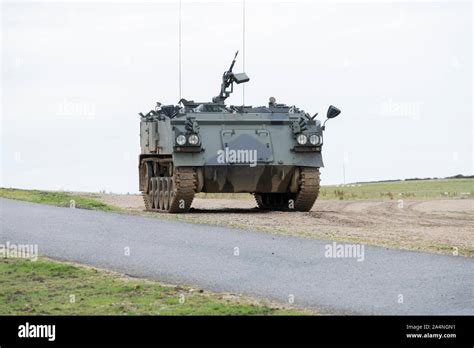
[1,0,472,193]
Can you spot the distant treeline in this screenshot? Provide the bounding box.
[352,174,474,185]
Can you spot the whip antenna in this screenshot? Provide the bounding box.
[179,0,182,100]
[242,0,246,105]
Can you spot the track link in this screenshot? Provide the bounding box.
[293,167,320,211]
[142,192,150,211]
[168,167,197,213]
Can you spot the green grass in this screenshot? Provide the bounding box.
[198,178,474,201]
[319,179,473,200]
[0,188,120,211]
[0,257,306,315]
[2,178,472,208]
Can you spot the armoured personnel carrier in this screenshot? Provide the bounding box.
[139,52,341,213]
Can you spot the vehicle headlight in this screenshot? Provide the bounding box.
[188,134,199,145]
[296,134,307,145]
[176,134,187,145]
[309,134,321,145]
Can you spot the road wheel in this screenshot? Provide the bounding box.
[144,162,153,194]
[163,178,170,211]
[158,178,164,210]
[142,162,154,211]
[153,178,159,209]
[146,175,154,210]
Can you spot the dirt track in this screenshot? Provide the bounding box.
[99,194,474,256]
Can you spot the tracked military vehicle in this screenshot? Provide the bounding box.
[139,52,341,213]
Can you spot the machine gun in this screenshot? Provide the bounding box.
[212,51,249,104]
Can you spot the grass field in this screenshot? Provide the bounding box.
[319,178,473,200]
[0,257,305,315]
[2,178,472,205]
[196,178,473,200]
[0,188,120,211]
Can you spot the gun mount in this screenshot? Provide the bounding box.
[212,51,249,104]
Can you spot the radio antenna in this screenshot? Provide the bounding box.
[178,0,182,100]
[242,0,246,105]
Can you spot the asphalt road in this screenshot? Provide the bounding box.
[1,198,473,314]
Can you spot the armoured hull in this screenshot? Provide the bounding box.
[138,110,324,212]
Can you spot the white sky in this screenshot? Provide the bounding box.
[1,0,472,193]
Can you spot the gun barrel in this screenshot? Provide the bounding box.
[228,51,239,72]
[213,51,245,104]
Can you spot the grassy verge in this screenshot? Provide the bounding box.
[0,257,306,315]
[3,179,472,206]
[0,188,120,211]
[319,179,473,200]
